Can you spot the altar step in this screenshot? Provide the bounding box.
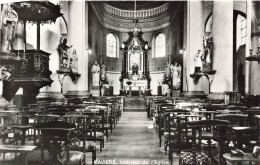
[124,108,147,112]
[124,97,147,112]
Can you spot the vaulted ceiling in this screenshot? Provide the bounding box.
[90,1,184,32]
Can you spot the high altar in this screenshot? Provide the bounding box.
[119,29,151,96]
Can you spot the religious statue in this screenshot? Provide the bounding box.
[70,49,78,73]
[165,62,171,80]
[138,71,143,80]
[0,66,11,81]
[58,38,73,70]
[132,63,139,75]
[194,49,203,72]
[202,36,213,71]
[170,62,181,89]
[1,4,18,52]
[100,64,107,81]
[91,61,100,86]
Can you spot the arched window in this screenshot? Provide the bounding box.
[154,33,165,58]
[106,33,117,58]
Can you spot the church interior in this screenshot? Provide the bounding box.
[0,0,260,165]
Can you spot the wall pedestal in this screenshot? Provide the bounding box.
[207,92,225,101]
[91,86,100,97]
[172,89,180,97]
[36,91,65,103]
[65,90,89,98]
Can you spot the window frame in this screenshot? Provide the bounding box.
[240,17,246,45]
[106,33,118,59]
[153,33,166,59]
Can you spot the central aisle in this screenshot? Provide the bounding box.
[93,112,171,165]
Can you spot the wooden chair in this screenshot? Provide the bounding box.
[156,103,175,146]
[94,102,115,134]
[35,121,85,165]
[151,100,169,119]
[215,114,255,152]
[63,114,97,165]
[83,107,106,151]
[215,114,248,126]
[86,105,109,141]
[163,109,190,155]
[246,109,260,126]
[225,105,248,113]
[178,120,229,165]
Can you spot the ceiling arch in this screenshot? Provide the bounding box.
[90,1,183,32]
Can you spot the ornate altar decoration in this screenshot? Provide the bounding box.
[1,1,63,105]
[119,1,151,96]
[0,4,27,108]
[120,28,151,95]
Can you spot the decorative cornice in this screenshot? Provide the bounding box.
[102,15,171,33]
[103,3,169,20]
[90,2,182,33]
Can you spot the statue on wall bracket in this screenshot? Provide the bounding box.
[70,49,78,73]
[58,37,73,71]
[201,36,213,71]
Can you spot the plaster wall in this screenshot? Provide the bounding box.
[249,2,260,95]
[150,71,164,95]
[40,18,64,93]
[185,1,209,93]
[106,71,121,95]
[88,5,106,91]
[63,1,88,94]
[234,45,245,95]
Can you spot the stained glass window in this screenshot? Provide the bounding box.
[154,33,165,58]
[107,33,117,58]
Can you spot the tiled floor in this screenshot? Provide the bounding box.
[91,112,179,165]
